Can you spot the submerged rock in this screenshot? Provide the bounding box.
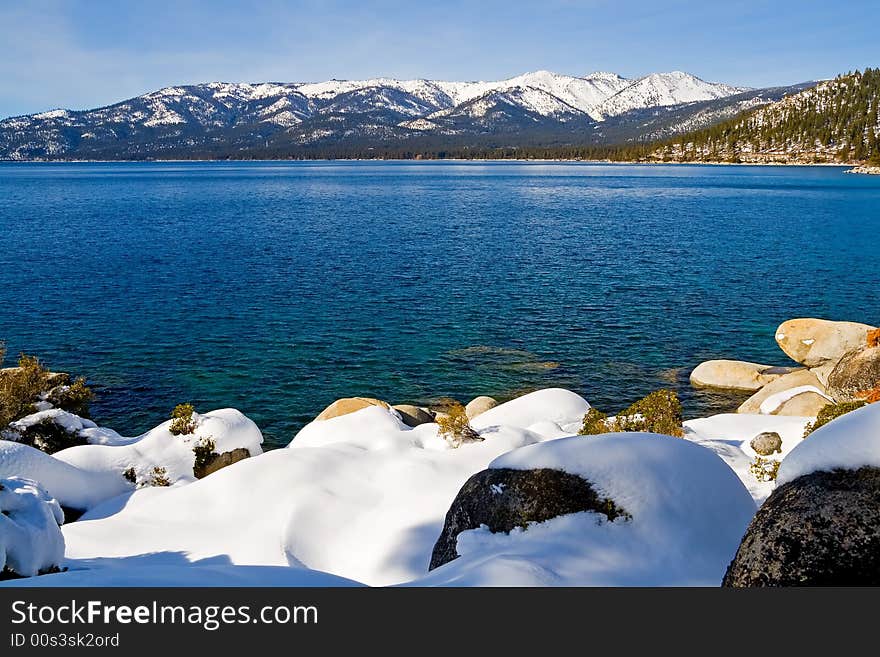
[690,359,798,392]
[827,345,880,402]
[429,467,629,570]
[315,397,391,421]
[774,318,875,368]
[723,467,880,586]
[464,396,498,420]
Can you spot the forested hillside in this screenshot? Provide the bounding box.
[647,69,880,164]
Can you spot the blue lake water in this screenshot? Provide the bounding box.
[1,161,879,448]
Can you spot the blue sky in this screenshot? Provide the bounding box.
[1,0,878,118]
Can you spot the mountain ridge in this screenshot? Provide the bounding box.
[0,69,759,160]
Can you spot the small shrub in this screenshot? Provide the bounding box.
[193,436,216,472]
[0,354,52,426]
[803,400,867,438]
[122,466,137,484]
[618,389,684,437]
[148,466,171,487]
[437,402,482,448]
[579,408,610,435]
[48,377,93,418]
[169,403,196,435]
[749,456,780,482]
[579,389,684,438]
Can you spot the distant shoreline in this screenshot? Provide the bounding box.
[0,158,864,167]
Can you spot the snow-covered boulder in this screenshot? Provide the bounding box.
[777,399,880,486]
[3,408,133,449]
[429,466,631,570]
[723,402,880,586]
[0,477,65,578]
[292,405,409,448]
[469,388,590,434]
[723,466,880,586]
[414,433,756,586]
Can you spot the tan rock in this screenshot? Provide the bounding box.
[465,396,499,420]
[773,391,831,416]
[193,448,251,479]
[392,404,435,427]
[315,397,391,421]
[775,318,875,368]
[738,369,826,414]
[689,360,798,392]
[750,431,783,456]
[809,362,837,388]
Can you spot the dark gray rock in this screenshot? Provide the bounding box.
[828,346,880,402]
[750,431,783,456]
[193,448,252,479]
[2,417,87,455]
[429,467,630,571]
[723,467,880,586]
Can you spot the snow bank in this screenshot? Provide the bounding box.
[683,413,812,503]
[469,388,590,434]
[0,562,361,587]
[0,442,129,510]
[413,433,755,586]
[291,405,412,448]
[0,477,65,577]
[0,409,263,510]
[63,406,551,586]
[777,401,880,486]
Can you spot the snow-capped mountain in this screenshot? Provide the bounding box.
[595,71,746,119]
[0,70,766,159]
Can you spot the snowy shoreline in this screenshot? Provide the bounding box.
[2,316,879,587]
[846,164,880,174]
[0,158,862,166]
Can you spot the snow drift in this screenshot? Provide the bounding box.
[0,477,65,577]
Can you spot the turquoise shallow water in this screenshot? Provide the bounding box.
[1,161,878,447]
